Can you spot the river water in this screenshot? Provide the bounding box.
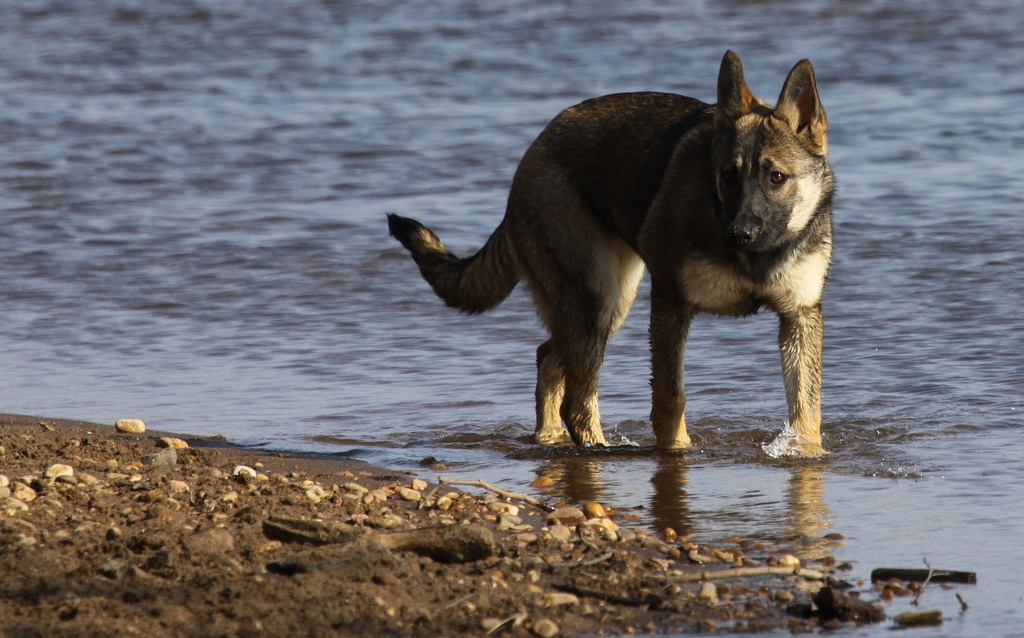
[1,1,1022,634]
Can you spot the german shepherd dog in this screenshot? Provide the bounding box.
[388,51,833,456]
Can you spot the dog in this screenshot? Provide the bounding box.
[388,50,833,456]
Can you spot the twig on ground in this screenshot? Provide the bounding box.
[433,591,476,614]
[665,566,826,583]
[437,476,555,511]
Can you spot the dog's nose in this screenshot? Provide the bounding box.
[727,222,759,246]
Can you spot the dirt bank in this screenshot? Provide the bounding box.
[1,414,870,636]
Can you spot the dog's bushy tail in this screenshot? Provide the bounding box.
[387,214,519,314]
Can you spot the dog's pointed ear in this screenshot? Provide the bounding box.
[775,59,828,154]
[716,50,754,127]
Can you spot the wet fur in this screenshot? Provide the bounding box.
[388,51,834,456]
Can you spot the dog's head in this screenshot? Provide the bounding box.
[712,51,832,253]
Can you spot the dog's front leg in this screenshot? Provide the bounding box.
[649,293,694,451]
[778,306,826,456]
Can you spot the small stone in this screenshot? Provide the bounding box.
[397,487,421,502]
[157,437,189,449]
[662,527,677,542]
[0,487,9,499]
[582,502,606,519]
[185,527,235,554]
[435,496,453,511]
[74,471,95,487]
[481,618,502,632]
[776,590,795,603]
[699,582,719,604]
[532,618,560,638]
[489,501,519,516]
[167,480,191,494]
[232,465,257,478]
[56,474,78,485]
[44,464,74,479]
[141,449,177,470]
[220,491,239,503]
[544,592,579,607]
[410,479,428,491]
[115,419,146,434]
[0,476,8,488]
[11,485,37,502]
[545,507,585,526]
[778,554,800,568]
[106,459,119,470]
[343,482,368,495]
[530,476,554,488]
[305,489,322,504]
[106,526,123,540]
[546,524,572,543]
[1,497,29,514]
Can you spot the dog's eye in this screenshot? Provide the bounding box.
[769,171,786,185]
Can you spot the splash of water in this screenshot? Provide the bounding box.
[761,422,810,458]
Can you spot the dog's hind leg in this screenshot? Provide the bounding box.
[534,340,569,444]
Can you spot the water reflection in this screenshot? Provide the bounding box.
[530,453,833,557]
[650,455,692,537]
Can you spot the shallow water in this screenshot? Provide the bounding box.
[1,1,1022,634]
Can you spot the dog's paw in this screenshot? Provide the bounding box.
[762,425,827,458]
[534,428,572,446]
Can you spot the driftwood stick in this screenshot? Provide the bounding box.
[666,566,826,583]
[912,558,935,605]
[263,517,496,563]
[263,516,366,544]
[372,524,498,563]
[437,476,555,511]
[870,568,976,584]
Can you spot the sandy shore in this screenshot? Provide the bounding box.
[0,413,874,636]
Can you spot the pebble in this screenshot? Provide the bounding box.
[44,464,75,479]
[167,480,191,494]
[220,491,239,503]
[397,487,422,502]
[545,507,585,526]
[232,465,257,479]
[1,497,29,514]
[532,619,560,638]
[343,482,368,495]
[0,475,8,488]
[778,554,801,568]
[11,484,37,502]
[489,501,519,516]
[544,592,579,607]
[699,582,719,604]
[546,524,572,543]
[141,449,177,470]
[185,527,235,554]
[0,487,10,499]
[582,502,606,519]
[410,479,428,492]
[530,476,554,488]
[157,437,189,449]
[435,495,453,511]
[115,419,146,434]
